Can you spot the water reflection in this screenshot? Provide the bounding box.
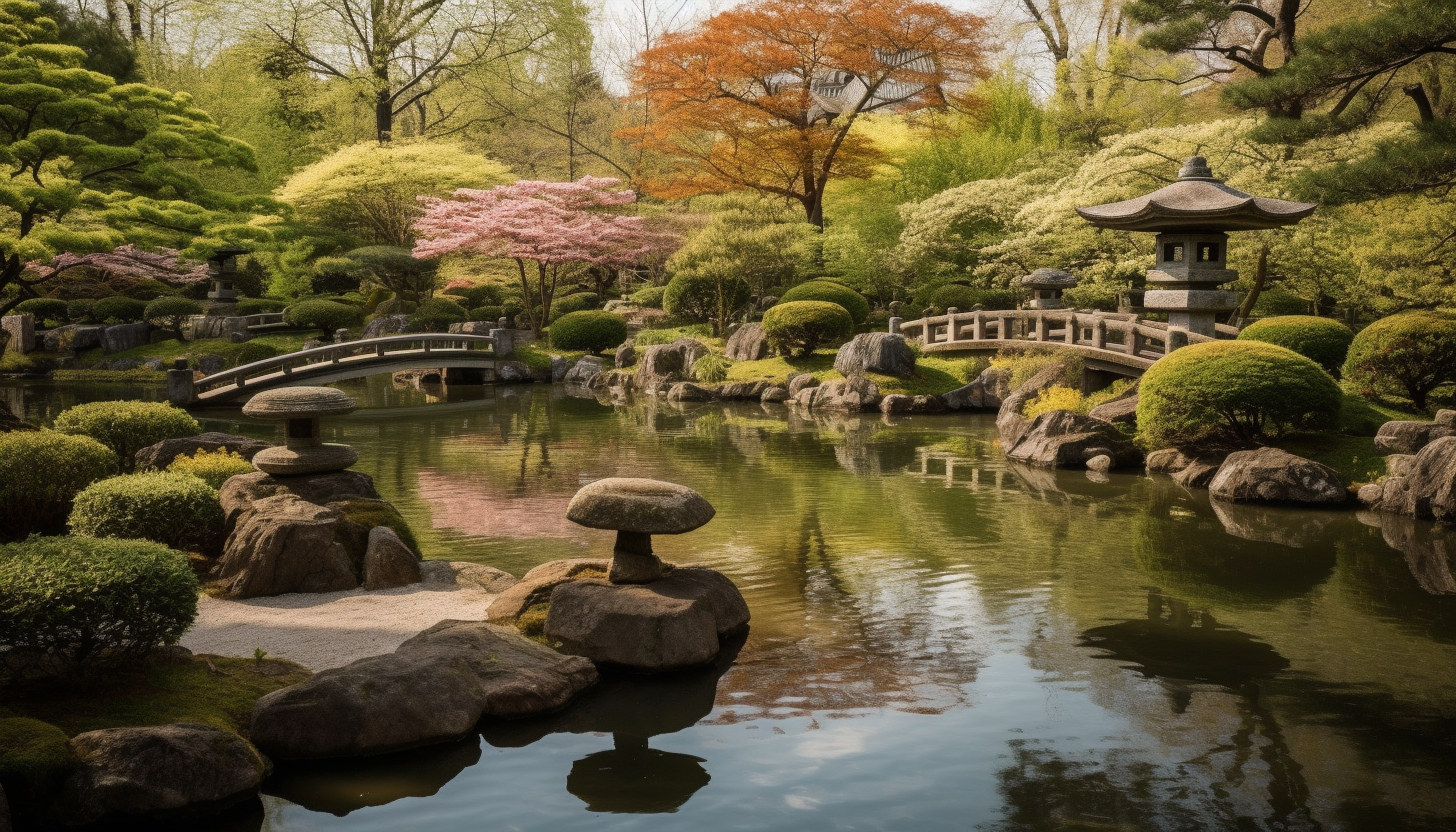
[263,736,483,816]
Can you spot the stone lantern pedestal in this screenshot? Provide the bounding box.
[243,387,359,475]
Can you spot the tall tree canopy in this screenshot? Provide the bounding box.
[629,0,991,227]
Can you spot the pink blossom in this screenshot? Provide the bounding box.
[27,245,212,286]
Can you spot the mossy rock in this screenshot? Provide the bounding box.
[0,717,75,814]
[333,498,420,557]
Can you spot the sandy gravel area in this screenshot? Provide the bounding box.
[180,562,516,671]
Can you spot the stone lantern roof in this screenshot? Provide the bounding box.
[1075,157,1316,232]
[1020,268,1080,290]
[242,387,357,419]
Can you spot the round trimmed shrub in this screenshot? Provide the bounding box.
[143,296,204,338]
[91,296,148,323]
[284,299,361,334]
[549,310,628,354]
[444,284,504,308]
[779,280,869,324]
[1137,340,1341,448]
[53,401,199,474]
[469,305,503,322]
[168,449,255,489]
[0,536,198,668]
[69,471,226,553]
[1343,311,1456,410]
[762,301,855,357]
[629,285,667,308]
[230,341,282,368]
[0,432,117,541]
[407,297,469,333]
[549,292,599,323]
[664,271,752,326]
[1238,315,1354,376]
[236,298,288,315]
[65,299,95,324]
[14,298,68,326]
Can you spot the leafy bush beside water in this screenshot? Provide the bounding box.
[53,401,198,473]
[1342,310,1456,411]
[69,472,226,553]
[0,432,118,542]
[762,301,854,357]
[549,310,627,354]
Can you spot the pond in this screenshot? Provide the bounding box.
[6,378,1456,832]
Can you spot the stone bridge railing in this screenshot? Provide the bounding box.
[895,309,1230,366]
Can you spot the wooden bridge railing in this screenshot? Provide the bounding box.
[896,309,1217,362]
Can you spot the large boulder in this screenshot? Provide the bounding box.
[996,361,1072,450]
[713,380,769,400]
[792,374,880,411]
[1374,420,1454,455]
[614,342,637,369]
[724,323,769,362]
[786,373,819,397]
[361,314,410,340]
[942,366,1005,411]
[1208,448,1347,505]
[100,323,149,353]
[135,432,274,472]
[363,526,422,590]
[637,338,709,393]
[43,324,104,353]
[1003,410,1141,470]
[833,333,916,378]
[215,495,359,597]
[880,394,947,415]
[564,355,605,385]
[496,360,535,382]
[60,723,264,826]
[1358,436,1456,523]
[1088,394,1139,426]
[250,620,598,759]
[486,558,613,625]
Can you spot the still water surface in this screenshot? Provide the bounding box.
[7,378,1456,831]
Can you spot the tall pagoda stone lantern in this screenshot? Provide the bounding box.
[206,246,250,302]
[1076,157,1315,336]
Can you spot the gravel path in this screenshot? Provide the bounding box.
[180,562,517,671]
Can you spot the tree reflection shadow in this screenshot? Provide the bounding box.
[261,734,483,816]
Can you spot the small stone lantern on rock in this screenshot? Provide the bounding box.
[566,478,715,583]
[243,386,359,475]
[1021,268,1079,310]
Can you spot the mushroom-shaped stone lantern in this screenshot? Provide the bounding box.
[567,478,715,584]
[1021,268,1079,310]
[243,386,359,475]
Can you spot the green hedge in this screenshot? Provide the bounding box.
[629,285,667,308]
[0,536,198,668]
[762,301,855,357]
[549,310,628,354]
[1137,340,1341,448]
[144,296,205,338]
[69,471,226,553]
[780,280,869,324]
[168,449,255,489]
[549,292,599,323]
[0,432,117,541]
[284,300,361,334]
[91,296,148,323]
[53,401,199,474]
[65,299,94,324]
[1238,315,1354,376]
[407,297,469,333]
[469,305,503,322]
[924,284,1018,313]
[13,298,68,326]
[1343,310,1456,410]
[236,298,288,315]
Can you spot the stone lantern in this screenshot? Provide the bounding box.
[1076,156,1316,336]
[1021,268,1079,310]
[207,246,250,302]
[243,387,359,475]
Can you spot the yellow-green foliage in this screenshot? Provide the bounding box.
[779,280,870,324]
[168,449,254,489]
[1238,315,1354,375]
[1138,341,1342,449]
[991,347,1083,390]
[1022,386,1086,419]
[1342,310,1456,411]
[691,354,732,384]
[0,431,117,541]
[333,499,420,556]
[69,472,226,554]
[52,401,199,474]
[762,301,855,357]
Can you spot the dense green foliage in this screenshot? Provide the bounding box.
[13,299,67,325]
[167,449,254,489]
[0,431,117,541]
[236,298,288,315]
[1238,316,1355,375]
[665,270,752,335]
[444,284,504,309]
[762,301,855,357]
[779,281,870,324]
[91,296,148,323]
[691,354,732,384]
[52,401,199,473]
[1343,311,1456,410]
[69,471,225,553]
[143,296,204,338]
[284,300,360,334]
[406,297,469,333]
[0,535,198,668]
[665,196,816,302]
[1138,341,1343,448]
[630,285,667,308]
[922,284,1018,313]
[549,310,627,354]
[548,292,599,322]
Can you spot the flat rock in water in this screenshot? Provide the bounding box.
[666,382,714,402]
[713,380,768,400]
[363,526,421,590]
[61,723,264,826]
[760,386,789,403]
[942,366,1005,411]
[135,432,274,471]
[1004,410,1140,470]
[833,333,916,378]
[1172,456,1224,489]
[725,323,769,362]
[793,375,879,411]
[1208,448,1347,505]
[250,620,598,759]
[564,356,604,385]
[496,360,534,382]
[1374,420,1454,455]
[786,373,818,396]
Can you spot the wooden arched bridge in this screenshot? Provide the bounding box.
[173,333,506,406]
[895,309,1236,377]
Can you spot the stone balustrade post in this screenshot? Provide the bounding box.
[945,308,959,341]
[490,328,515,357]
[1034,314,1047,341]
[1064,315,1077,344]
[1166,328,1189,353]
[888,316,902,334]
[166,358,194,406]
[971,312,984,340]
[1092,319,1106,350]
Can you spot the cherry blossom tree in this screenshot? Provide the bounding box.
[412,176,674,334]
[12,245,213,308]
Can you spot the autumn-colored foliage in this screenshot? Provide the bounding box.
[628,0,990,226]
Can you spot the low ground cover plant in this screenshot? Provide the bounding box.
[69,471,226,553]
[0,432,117,541]
[168,449,254,489]
[52,401,198,473]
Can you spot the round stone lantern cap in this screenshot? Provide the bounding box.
[567,478,715,535]
[242,386,357,419]
[1021,268,1080,289]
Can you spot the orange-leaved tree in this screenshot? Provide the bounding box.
[627,0,991,228]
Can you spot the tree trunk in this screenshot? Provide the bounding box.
[1231,244,1270,328]
[1404,84,1436,122]
[376,89,394,143]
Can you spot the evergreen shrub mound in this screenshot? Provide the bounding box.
[664,271,752,324]
[0,717,74,810]
[143,296,205,337]
[444,284,504,308]
[284,300,361,334]
[0,432,117,541]
[236,298,288,316]
[406,297,469,333]
[373,297,418,317]
[91,296,148,323]
[925,284,1019,314]
[1238,315,1354,375]
[13,298,68,326]
[1137,341,1341,449]
[230,341,282,368]
[1342,310,1456,410]
[0,536,198,668]
[168,449,255,489]
[53,401,199,474]
[779,280,870,324]
[549,292,599,323]
[69,471,226,553]
[762,301,855,357]
[630,285,667,308]
[469,305,503,322]
[65,299,94,324]
[549,310,628,354]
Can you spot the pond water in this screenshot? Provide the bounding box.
[6,378,1456,832]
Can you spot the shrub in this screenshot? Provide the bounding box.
[691,354,732,384]
[664,271,752,331]
[549,310,628,354]
[1022,386,1086,419]
[13,298,69,326]
[469,305,503,322]
[0,432,117,541]
[144,296,204,339]
[0,536,198,668]
[0,717,74,809]
[230,341,282,368]
[1138,340,1341,448]
[443,284,504,308]
[122,279,171,300]
[374,297,418,316]
[284,299,361,334]
[922,284,1019,313]
[70,471,226,553]
[407,297,470,333]
[762,301,855,357]
[65,299,94,324]
[1342,311,1456,410]
[53,401,199,473]
[1239,316,1354,376]
[236,298,288,316]
[91,296,148,323]
[549,292,599,322]
[990,347,1083,390]
[633,329,678,347]
[630,285,667,308]
[780,280,870,324]
[168,449,254,489]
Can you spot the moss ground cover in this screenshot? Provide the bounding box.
[73,333,312,370]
